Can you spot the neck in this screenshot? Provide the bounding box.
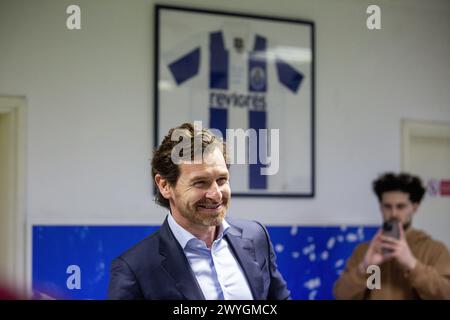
[192,226,218,249]
[171,212,219,248]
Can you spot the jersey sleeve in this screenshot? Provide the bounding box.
[167,48,201,85]
[275,58,304,93]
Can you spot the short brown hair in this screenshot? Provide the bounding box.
[151,123,228,209]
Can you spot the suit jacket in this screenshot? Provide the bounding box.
[108,216,291,300]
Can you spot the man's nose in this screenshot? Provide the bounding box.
[391,209,399,219]
[206,182,222,202]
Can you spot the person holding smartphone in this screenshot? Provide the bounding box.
[334,173,450,299]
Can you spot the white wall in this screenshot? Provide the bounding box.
[1,0,449,227]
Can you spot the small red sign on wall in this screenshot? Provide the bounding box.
[440,180,450,196]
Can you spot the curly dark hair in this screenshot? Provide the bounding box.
[151,123,228,209]
[373,172,426,204]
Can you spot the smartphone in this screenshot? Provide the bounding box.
[382,220,400,254]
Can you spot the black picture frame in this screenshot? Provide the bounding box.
[154,5,315,198]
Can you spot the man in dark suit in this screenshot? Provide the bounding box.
[108,123,290,300]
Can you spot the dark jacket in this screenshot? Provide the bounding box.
[108,217,291,300]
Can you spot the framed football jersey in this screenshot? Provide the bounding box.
[155,5,315,197]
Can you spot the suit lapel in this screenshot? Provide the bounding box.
[225,226,265,300]
[159,218,205,300]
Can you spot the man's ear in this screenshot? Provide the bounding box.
[379,203,385,216]
[412,202,419,214]
[155,174,171,200]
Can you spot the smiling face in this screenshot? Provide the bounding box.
[165,148,231,229]
[380,191,419,229]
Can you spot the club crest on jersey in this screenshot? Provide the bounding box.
[249,66,266,91]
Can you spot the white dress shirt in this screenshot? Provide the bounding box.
[167,214,254,300]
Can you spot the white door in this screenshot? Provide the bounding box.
[403,120,450,248]
[0,97,26,293]
[0,112,14,281]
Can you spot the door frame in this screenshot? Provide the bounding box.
[0,96,27,294]
[402,119,450,171]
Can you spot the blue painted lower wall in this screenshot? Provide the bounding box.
[32,225,377,300]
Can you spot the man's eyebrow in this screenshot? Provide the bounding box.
[217,171,230,178]
[190,175,209,181]
[190,172,229,180]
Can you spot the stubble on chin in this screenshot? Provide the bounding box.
[196,206,227,226]
[176,195,230,227]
